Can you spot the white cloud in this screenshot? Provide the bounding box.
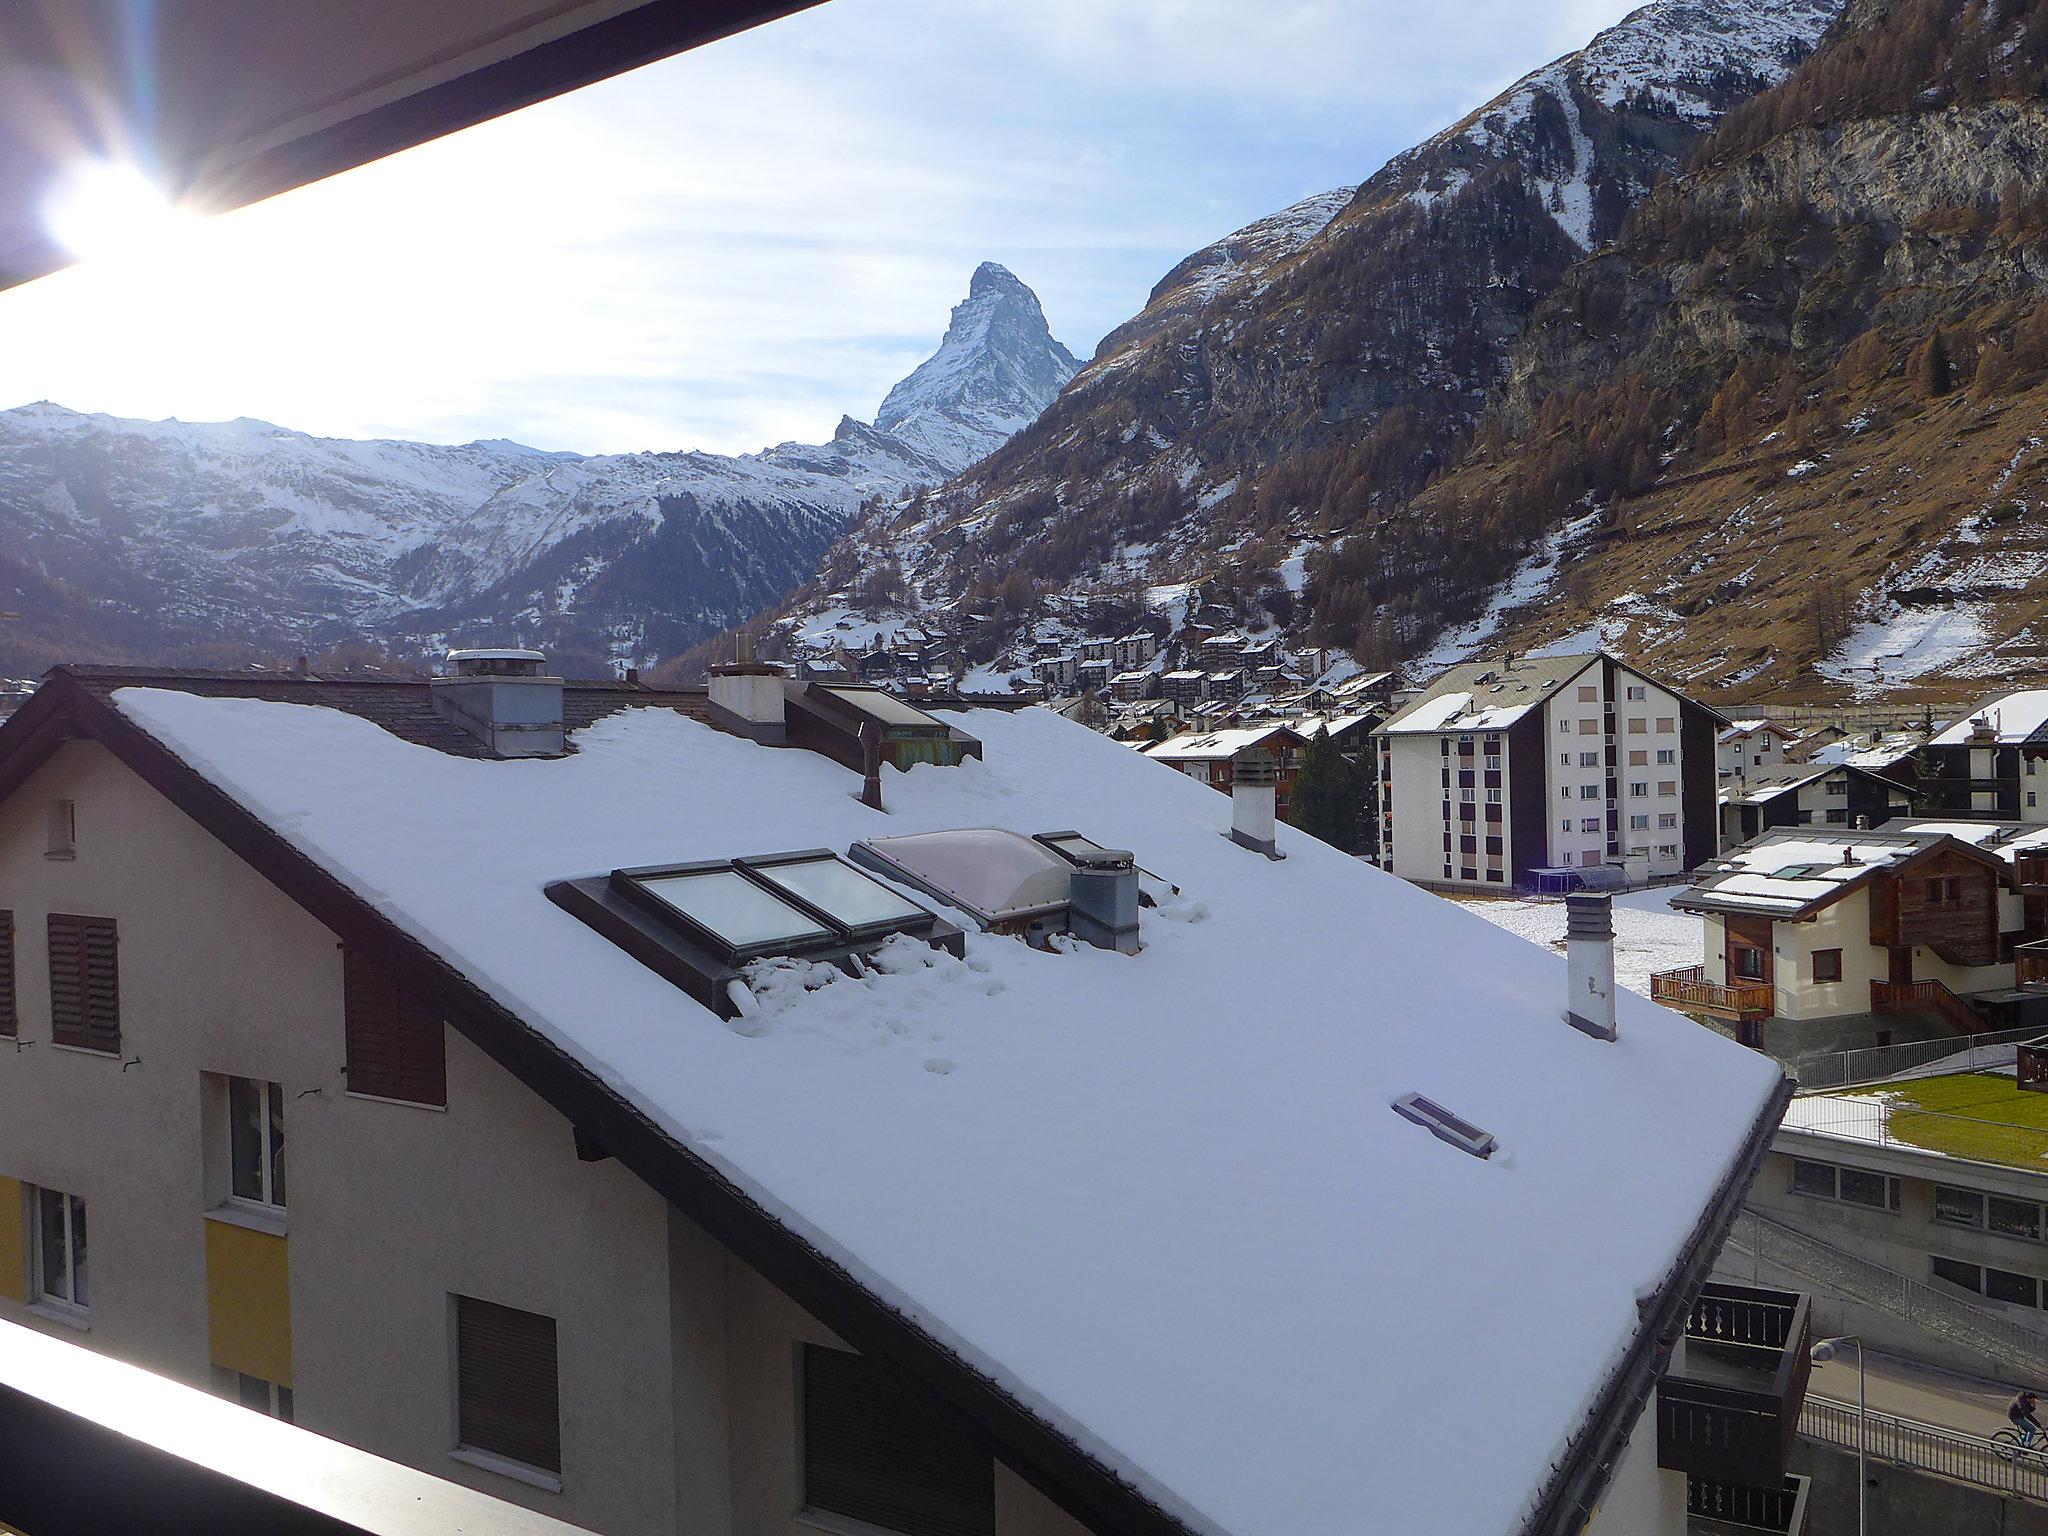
[0,0,1645,456]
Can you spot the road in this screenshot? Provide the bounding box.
[1808,1347,2026,1440]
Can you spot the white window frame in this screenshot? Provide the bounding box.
[30,1186,89,1322]
[226,1076,287,1215]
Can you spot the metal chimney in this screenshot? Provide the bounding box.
[1229,745,1285,859]
[1066,847,1141,954]
[707,633,789,744]
[1564,892,1616,1041]
[430,648,565,757]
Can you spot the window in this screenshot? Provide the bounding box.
[1559,753,1571,767]
[1927,876,1964,904]
[1560,819,1573,832]
[1791,1160,1836,1198]
[1559,718,1572,734]
[1561,788,1573,802]
[31,1187,87,1318]
[1629,782,1648,797]
[1657,717,1676,733]
[1459,787,1474,803]
[47,914,119,1054]
[1484,788,1501,804]
[1935,1186,1986,1229]
[343,949,447,1107]
[455,1295,561,1480]
[1576,718,1597,735]
[228,1077,287,1211]
[1792,1158,1899,1211]
[1931,1255,1982,1292]
[1812,949,1843,984]
[1629,844,1650,858]
[0,909,13,1039]
[1987,1267,2041,1307]
[1658,813,1678,829]
[1657,844,1678,859]
[1658,780,1677,796]
[232,1372,294,1422]
[1581,784,1600,800]
[1626,685,1646,701]
[1578,686,1598,703]
[45,798,75,860]
[1627,717,1648,734]
[1657,749,1676,765]
[802,1344,995,1536]
[1630,815,1649,830]
[1483,754,1500,770]
[1580,751,1600,767]
[1628,749,1648,767]
[1581,818,1600,833]
[1992,1196,2045,1242]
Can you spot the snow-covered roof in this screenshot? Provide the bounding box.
[1141,725,1305,762]
[1931,690,2048,746]
[1675,828,2005,917]
[1802,730,1925,769]
[104,689,1783,1536]
[1714,764,1908,807]
[1379,653,1598,735]
[1715,719,1783,743]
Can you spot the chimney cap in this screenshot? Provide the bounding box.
[445,646,547,678]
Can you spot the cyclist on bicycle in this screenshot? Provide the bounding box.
[2012,1391,2043,1446]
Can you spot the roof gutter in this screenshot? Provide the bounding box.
[1515,1072,1794,1536]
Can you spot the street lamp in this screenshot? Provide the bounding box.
[1811,1334,1865,1536]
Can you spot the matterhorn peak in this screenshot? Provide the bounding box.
[872,263,1079,475]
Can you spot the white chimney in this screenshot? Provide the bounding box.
[430,648,564,757]
[1564,892,1616,1041]
[1228,745,1284,859]
[707,633,789,744]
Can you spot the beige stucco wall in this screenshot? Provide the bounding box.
[0,736,1100,1536]
[1582,1385,1687,1536]
[1770,890,1887,1022]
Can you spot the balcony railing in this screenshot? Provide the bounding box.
[1870,977,1984,1033]
[1648,965,1773,1021]
[1658,1282,1813,1486]
[2018,939,2048,987]
[1688,1474,1811,1535]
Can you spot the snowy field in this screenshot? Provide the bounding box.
[1452,885,1705,994]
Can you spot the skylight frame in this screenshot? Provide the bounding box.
[1033,830,1178,904]
[1391,1093,1497,1160]
[735,849,939,943]
[613,858,838,964]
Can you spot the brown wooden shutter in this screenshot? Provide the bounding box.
[343,948,446,1106]
[801,1345,995,1536]
[0,910,14,1038]
[48,914,118,1053]
[456,1296,560,1474]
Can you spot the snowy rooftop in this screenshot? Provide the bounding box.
[1715,719,1779,743]
[1931,690,2048,746]
[1675,829,2001,917]
[1379,653,1597,735]
[111,689,1782,1536]
[1141,724,1304,762]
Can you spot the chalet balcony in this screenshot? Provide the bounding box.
[2018,939,2048,988]
[1688,1474,1812,1535]
[1649,966,1773,1021]
[1658,1282,1812,1487]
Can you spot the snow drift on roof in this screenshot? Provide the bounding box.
[1932,689,2048,746]
[112,689,1780,1536]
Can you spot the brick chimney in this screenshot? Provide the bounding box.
[1564,892,1616,1041]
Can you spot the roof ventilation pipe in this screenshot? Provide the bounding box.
[430,648,564,757]
[1066,847,1141,954]
[1564,892,1616,1041]
[1229,746,1285,860]
[707,633,788,744]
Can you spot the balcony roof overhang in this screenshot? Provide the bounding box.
[0,0,824,291]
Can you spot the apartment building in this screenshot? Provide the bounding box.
[1717,720,1799,781]
[1921,689,2048,820]
[1374,652,1721,891]
[1717,763,1919,849]
[0,657,1802,1536]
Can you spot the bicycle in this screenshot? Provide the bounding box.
[1992,1424,2048,1462]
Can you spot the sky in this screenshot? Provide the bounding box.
[0,0,1644,458]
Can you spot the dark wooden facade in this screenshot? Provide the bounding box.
[1724,915,1774,991]
[1867,846,2002,967]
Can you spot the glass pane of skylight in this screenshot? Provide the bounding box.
[636,870,833,952]
[857,829,1073,920]
[755,856,931,930]
[821,687,944,730]
[1043,834,1103,858]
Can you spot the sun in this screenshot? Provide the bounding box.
[43,161,201,267]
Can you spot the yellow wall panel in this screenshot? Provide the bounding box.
[0,1178,25,1304]
[204,1219,291,1386]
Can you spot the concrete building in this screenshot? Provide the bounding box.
[1922,690,2048,821]
[1717,763,1919,849]
[0,660,1801,1536]
[1374,652,1721,892]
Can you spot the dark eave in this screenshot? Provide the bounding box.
[0,672,1192,1536]
[1670,832,2009,920]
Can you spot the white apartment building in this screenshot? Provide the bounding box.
[1376,652,1722,891]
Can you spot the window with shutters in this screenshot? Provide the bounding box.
[801,1344,995,1536]
[343,949,446,1106]
[47,914,118,1054]
[0,909,14,1038]
[454,1295,560,1482]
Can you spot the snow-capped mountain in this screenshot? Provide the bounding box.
[0,264,1075,675]
[765,0,1838,686]
[875,261,1079,469]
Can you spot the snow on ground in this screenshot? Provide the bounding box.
[115,688,1779,1536]
[1412,512,1600,677]
[1819,602,2000,692]
[1454,886,1705,995]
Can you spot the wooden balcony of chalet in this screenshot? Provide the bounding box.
[1688,1474,1812,1536]
[1649,965,1773,1021]
[1658,1283,1813,1489]
[2018,939,2048,989]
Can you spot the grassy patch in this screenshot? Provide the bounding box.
[1844,1073,2048,1168]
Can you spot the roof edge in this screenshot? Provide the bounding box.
[1517,1073,1795,1536]
[0,676,1200,1536]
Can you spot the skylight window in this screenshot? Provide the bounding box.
[852,829,1073,930]
[1034,831,1177,906]
[1770,864,1822,880]
[1392,1093,1497,1159]
[634,868,834,959]
[741,852,934,938]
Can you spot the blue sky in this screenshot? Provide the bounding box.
[0,0,1641,456]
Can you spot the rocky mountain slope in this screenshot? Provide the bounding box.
[1382,0,2048,698]
[763,0,1838,682]
[0,263,1075,677]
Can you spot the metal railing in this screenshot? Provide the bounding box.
[1789,1025,2043,1089]
[1724,1209,2048,1377]
[1801,1394,2048,1503]
[1780,1090,2048,1171]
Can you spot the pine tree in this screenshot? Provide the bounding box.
[1289,728,1366,852]
[1918,329,1955,398]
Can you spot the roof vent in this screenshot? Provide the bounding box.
[1392,1093,1497,1159]
[707,633,789,745]
[431,648,564,757]
[1065,846,1141,955]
